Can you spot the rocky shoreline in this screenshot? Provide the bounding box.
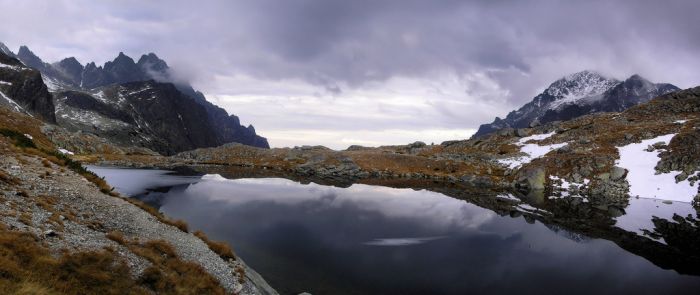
[0,113,277,294]
[81,87,700,210]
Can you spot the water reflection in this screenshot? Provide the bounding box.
[89,167,700,294]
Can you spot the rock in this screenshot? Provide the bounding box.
[662,200,673,205]
[652,141,667,149]
[596,173,610,181]
[498,128,515,137]
[516,129,530,137]
[517,167,545,191]
[407,141,426,149]
[529,119,541,128]
[345,145,365,151]
[610,166,627,181]
[607,206,625,217]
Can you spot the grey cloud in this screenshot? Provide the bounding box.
[2,0,699,103]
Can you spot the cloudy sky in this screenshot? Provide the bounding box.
[1,0,699,149]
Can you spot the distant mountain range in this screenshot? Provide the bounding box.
[472,70,679,138]
[0,43,268,154]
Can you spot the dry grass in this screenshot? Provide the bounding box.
[0,169,21,185]
[105,231,127,245]
[193,230,237,261]
[128,239,227,295]
[124,198,190,233]
[18,212,32,226]
[0,223,227,294]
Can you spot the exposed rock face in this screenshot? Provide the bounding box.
[55,80,227,155]
[53,57,84,86]
[473,71,679,138]
[0,51,56,123]
[7,44,269,151]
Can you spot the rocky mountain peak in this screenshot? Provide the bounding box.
[16,45,45,70]
[546,71,619,104]
[0,42,13,56]
[471,71,680,139]
[137,53,169,80]
[54,57,84,84]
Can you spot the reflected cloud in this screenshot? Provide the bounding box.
[364,236,446,246]
[191,175,495,230]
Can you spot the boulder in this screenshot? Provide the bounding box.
[610,166,627,181]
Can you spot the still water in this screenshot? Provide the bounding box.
[89,166,700,295]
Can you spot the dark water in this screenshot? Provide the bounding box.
[89,166,700,295]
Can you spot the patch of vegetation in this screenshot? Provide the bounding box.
[193,230,237,261]
[124,198,190,233]
[0,224,227,294]
[0,128,36,149]
[0,169,21,185]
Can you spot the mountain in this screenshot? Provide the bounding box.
[472,71,679,138]
[6,43,269,153]
[0,50,56,122]
[55,81,223,154]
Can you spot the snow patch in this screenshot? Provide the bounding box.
[498,132,567,169]
[616,134,699,202]
[42,76,62,92]
[674,120,688,124]
[58,148,74,155]
[0,81,11,86]
[23,134,33,140]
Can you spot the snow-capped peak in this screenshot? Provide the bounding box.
[546,70,619,109]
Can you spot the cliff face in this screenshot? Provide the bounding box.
[0,51,56,123]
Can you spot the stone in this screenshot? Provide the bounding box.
[408,141,427,149]
[518,167,546,191]
[596,173,610,181]
[610,166,627,181]
[516,128,529,137]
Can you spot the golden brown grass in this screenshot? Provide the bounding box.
[0,223,227,294]
[0,169,21,185]
[193,230,237,261]
[18,212,32,226]
[124,198,190,233]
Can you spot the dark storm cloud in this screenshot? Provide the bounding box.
[1,0,699,147]
[2,0,699,99]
